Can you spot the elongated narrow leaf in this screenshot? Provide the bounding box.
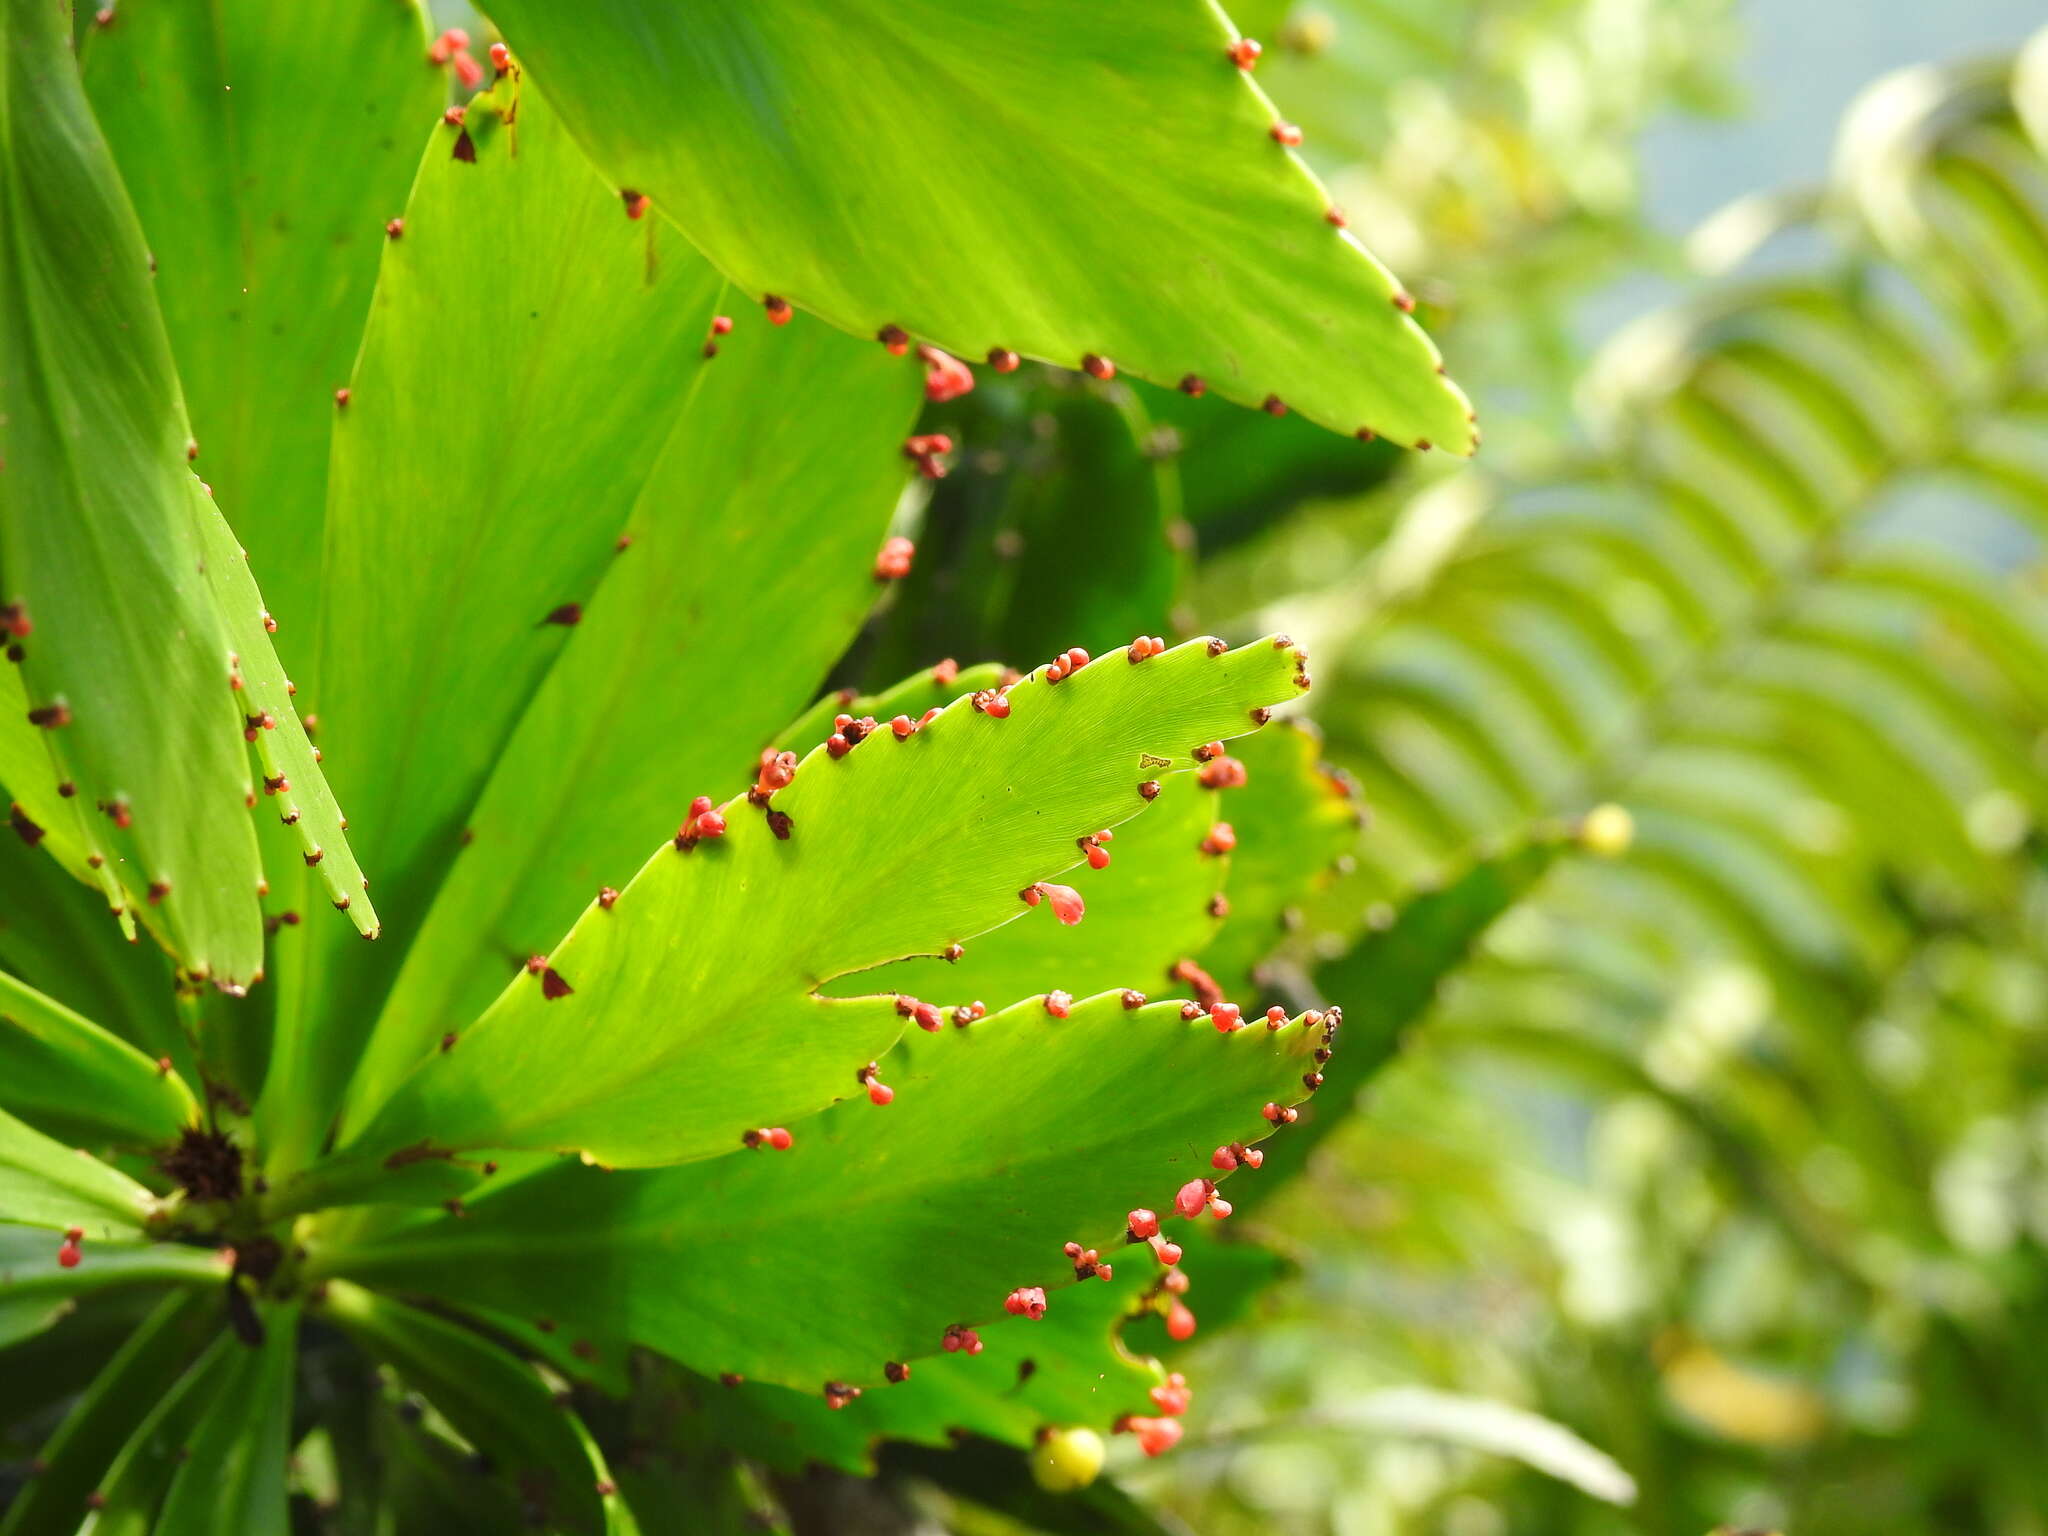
[0,0,257,981]
[260,71,795,1175]
[75,1335,233,1536]
[342,222,924,1129]
[0,1110,159,1234]
[0,1228,226,1350]
[1,0,374,992]
[335,637,1308,1171]
[1324,1389,1637,1506]
[0,970,197,1146]
[153,1304,297,1534]
[481,2,1475,449]
[193,490,375,933]
[321,994,1334,1394]
[79,0,439,653]
[0,1290,213,1536]
[321,1281,628,1536]
[847,768,1223,1005]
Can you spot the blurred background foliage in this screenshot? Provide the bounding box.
[822,1,2048,1532]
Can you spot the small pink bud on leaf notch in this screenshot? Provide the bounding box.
[1003,1286,1048,1319]
[1151,1373,1193,1416]
[918,344,975,403]
[1119,1415,1184,1457]
[1024,882,1085,925]
[873,535,915,581]
[902,433,953,479]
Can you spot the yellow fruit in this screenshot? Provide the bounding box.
[1579,802,1635,858]
[1030,1426,1106,1492]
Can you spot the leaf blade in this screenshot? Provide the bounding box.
[340,637,1309,1168]
[0,969,198,1146]
[482,0,1475,448]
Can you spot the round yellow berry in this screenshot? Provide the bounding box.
[1579,802,1635,858]
[1031,1425,1106,1492]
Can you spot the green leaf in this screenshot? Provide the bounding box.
[193,489,378,937]
[859,384,1187,686]
[0,1110,160,1234]
[480,0,1475,449]
[153,1304,297,1535]
[0,0,261,983]
[334,636,1307,1171]
[79,0,441,656]
[74,1333,234,1536]
[1319,1388,1637,1506]
[0,1228,225,1349]
[339,219,925,1137]
[847,768,1224,1007]
[0,1289,214,1536]
[0,968,198,1146]
[257,70,796,1175]
[318,992,1334,1395]
[649,1267,1164,1476]
[319,1281,630,1536]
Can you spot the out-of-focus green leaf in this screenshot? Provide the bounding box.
[0,1228,225,1350]
[320,995,1333,1393]
[482,0,1475,449]
[0,969,197,1146]
[342,244,924,1136]
[79,0,439,655]
[331,637,1307,1172]
[152,1304,296,1534]
[1138,375,1401,538]
[260,73,728,1177]
[0,1289,213,1536]
[320,1281,631,1536]
[1319,1388,1637,1506]
[862,384,1188,685]
[0,1110,159,1235]
[74,1334,233,1536]
[1,0,258,984]
[848,769,1222,1007]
